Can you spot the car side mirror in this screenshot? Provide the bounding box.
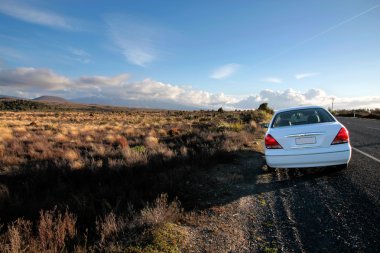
[261,123,269,128]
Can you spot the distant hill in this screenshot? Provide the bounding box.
[0,94,204,111]
[33,96,68,103]
[70,96,203,110]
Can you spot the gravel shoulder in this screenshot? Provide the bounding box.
[180,137,380,252]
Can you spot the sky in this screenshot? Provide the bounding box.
[0,0,379,109]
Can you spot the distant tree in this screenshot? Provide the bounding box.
[257,103,274,114]
[217,107,224,113]
[258,103,268,111]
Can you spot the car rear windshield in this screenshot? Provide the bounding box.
[272,108,335,128]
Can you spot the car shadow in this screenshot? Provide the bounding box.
[180,150,363,211]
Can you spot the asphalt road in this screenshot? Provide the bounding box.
[339,116,380,160]
[339,117,380,204]
[257,117,380,252]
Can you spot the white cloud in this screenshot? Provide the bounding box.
[105,14,158,66]
[295,72,319,80]
[122,79,236,106]
[0,67,236,107]
[234,88,380,110]
[260,77,282,84]
[257,88,328,108]
[210,63,240,79]
[0,67,71,90]
[0,1,76,30]
[125,79,182,100]
[0,67,379,110]
[78,74,129,88]
[333,96,380,109]
[304,88,326,99]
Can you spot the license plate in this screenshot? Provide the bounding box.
[295,137,316,145]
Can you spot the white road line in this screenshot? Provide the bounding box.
[367,127,380,131]
[352,147,380,163]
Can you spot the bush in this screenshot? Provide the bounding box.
[140,194,183,226]
[2,209,77,253]
[257,103,274,114]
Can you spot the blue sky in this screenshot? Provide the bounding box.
[0,0,379,109]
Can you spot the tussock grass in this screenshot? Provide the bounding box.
[0,109,270,251]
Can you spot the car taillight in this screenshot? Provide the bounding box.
[331,127,349,145]
[265,134,283,149]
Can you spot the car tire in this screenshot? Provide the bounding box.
[266,164,276,172]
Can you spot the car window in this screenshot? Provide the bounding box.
[272,108,335,128]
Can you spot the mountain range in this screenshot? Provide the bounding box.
[69,96,204,110]
[33,96,69,103]
[0,94,210,110]
[0,93,264,110]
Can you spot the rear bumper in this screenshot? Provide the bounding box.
[265,148,351,168]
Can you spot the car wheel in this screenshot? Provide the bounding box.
[266,164,276,172]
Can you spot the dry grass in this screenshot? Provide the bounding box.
[96,212,125,244]
[0,110,266,173]
[38,209,77,252]
[140,194,183,226]
[1,209,76,253]
[0,109,270,252]
[0,126,13,142]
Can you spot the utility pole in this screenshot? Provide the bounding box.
[331,97,335,112]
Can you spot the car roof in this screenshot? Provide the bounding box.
[275,105,326,114]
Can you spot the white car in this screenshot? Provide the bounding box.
[264,106,351,169]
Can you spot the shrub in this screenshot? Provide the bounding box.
[144,223,187,253]
[132,145,146,153]
[258,103,274,114]
[96,212,126,245]
[6,219,32,253]
[64,150,80,161]
[38,208,77,252]
[249,120,258,133]
[140,194,183,226]
[1,209,77,253]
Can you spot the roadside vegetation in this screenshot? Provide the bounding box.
[0,98,145,112]
[0,105,272,252]
[0,99,54,111]
[334,108,380,119]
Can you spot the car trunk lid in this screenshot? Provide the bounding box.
[269,122,341,150]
